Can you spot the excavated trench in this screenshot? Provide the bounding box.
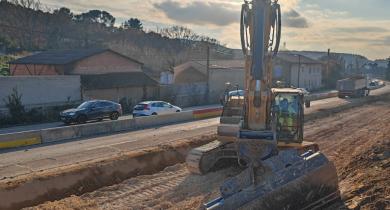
[0,135,216,210]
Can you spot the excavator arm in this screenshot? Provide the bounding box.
[208,1,340,209]
[240,0,281,132]
[187,1,340,209]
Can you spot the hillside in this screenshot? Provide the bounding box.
[0,0,234,75]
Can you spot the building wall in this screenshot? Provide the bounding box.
[174,66,207,84]
[83,86,158,109]
[160,71,174,85]
[0,76,81,108]
[290,64,323,90]
[208,68,245,101]
[71,51,142,75]
[10,64,65,75]
[160,83,208,107]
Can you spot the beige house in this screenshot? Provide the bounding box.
[9,49,158,110]
[9,49,143,75]
[174,60,245,98]
[81,72,158,107]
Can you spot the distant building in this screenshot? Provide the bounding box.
[275,53,324,91]
[362,59,389,79]
[173,60,245,98]
[289,50,369,75]
[81,72,159,106]
[160,71,174,85]
[9,49,158,107]
[174,54,323,92]
[373,59,389,68]
[231,49,244,60]
[9,49,143,75]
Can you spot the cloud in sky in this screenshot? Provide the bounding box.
[38,0,390,59]
[329,26,388,33]
[153,1,239,26]
[283,9,309,28]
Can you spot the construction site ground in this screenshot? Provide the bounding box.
[25,100,390,210]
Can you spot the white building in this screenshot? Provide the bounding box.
[275,53,324,91]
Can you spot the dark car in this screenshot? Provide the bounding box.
[60,100,122,124]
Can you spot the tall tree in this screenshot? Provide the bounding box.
[48,7,73,48]
[123,18,143,30]
[319,54,345,88]
[53,7,73,19]
[75,10,115,27]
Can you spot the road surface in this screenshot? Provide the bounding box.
[0,105,221,135]
[0,85,389,183]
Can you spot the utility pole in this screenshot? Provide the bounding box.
[327,49,330,88]
[386,57,390,80]
[206,45,210,103]
[298,55,301,88]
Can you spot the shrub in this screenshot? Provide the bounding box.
[3,87,26,123]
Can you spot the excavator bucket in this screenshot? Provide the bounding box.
[205,150,339,210]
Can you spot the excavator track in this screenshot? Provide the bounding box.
[186,140,237,174]
[186,139,320,175]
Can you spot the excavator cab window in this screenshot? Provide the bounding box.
[274,93,304,142]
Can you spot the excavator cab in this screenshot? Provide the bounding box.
[272,88,304,143]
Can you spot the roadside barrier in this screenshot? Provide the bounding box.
[0,130,41,149]
[0,108,222,150]
[0,91,347,150]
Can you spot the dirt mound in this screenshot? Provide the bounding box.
[336,140,390,210]
[26,196,95,210]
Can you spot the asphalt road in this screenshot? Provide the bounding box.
[0,104,221,135]
[0,85,388,182]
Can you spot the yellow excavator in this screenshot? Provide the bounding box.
[186,0,339,209]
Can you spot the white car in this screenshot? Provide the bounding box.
[132,101,182,117]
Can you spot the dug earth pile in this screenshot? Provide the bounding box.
[27,101,390,210]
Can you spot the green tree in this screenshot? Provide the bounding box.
[48,7,74,49]
[53,7,73,17]
[319,54,345,88]
[75,10,115,27]
[0,67,9,76]
[0,55,14,76]
[123,18,143,30]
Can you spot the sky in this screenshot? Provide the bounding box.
[39,0,390,60]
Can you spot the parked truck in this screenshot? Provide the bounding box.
[337,76,369,98]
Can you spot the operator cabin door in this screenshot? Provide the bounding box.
[275,93,304,143]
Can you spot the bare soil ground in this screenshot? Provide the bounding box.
[27,102,390,210]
